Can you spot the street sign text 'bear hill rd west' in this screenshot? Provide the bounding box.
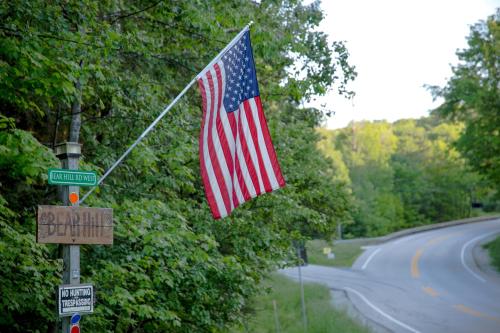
[48,168,98,186]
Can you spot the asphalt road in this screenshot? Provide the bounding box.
[281,218,500,333]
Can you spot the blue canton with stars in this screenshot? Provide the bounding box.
[222,31,260,113]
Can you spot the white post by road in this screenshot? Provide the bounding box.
[297,247,308,332]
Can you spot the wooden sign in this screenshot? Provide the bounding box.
[37,205,113,244]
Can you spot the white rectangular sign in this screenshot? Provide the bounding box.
[58,284,94,316]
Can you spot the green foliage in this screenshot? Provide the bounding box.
[0,1,356,332]
[231,274,369,333]
[429,10,500,190]
[483,236,500,273]
[0,130,61,332]
[82,199,258,332]
[266,105,353,240]
[317,117,489,238]
[331,121,403,236]
[316,128,351,184]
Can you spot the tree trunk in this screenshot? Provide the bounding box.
[69,60,83,142]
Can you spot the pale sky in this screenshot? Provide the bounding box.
[310,0,499,129]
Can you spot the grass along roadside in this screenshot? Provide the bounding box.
[483,235,500,272]
[473,210,500,217]
[306,239,371,267]
[232,274,369,333]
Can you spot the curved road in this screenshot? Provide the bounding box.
[281,218,500,333]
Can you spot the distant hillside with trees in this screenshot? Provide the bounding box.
[318,9,499,238]
[317,115,499,238]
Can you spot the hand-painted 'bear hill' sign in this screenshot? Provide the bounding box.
[37,205,113,244]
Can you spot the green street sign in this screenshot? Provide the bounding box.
[48,168,98,186]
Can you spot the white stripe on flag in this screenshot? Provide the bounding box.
[200,75,227,217]
[248,98,280,190]
[218,62,244,208]
[240,102,265,195]
[209,67,234,212]
[197,26,286,219]
[234,108,257,198]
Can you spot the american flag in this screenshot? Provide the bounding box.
[197,30,285,219]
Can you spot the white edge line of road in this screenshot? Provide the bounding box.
[361,248,381,270]
[460,230,500,283]
[344,287,421,333]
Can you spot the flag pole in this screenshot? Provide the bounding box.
[79,21,254,205]
[197,21,253,79]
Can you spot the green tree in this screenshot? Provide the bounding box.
[334,121,402,236]
[318,116,490,238]
[392,119,479,223]
[316,128,351,184]
[0,1,356,332]
[0,130,61,331]
[429,9,500,190]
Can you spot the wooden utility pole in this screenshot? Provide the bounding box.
[55,142,81,333]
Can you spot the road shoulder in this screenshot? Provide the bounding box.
[330,289,391,333]
[472,234,500,285]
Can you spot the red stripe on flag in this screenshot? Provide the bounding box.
[198,79,221,218]
[214,64,235,210]
[234,149,251,203]
[243,100,273,193]
[206,71,232,215]
[227,106,238,139]
[197,31,285,218]
[231,111,252,203]
[237,105,261,196]
[254,96,286,188]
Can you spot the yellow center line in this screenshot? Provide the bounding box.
[410,233,460,280]
[422,286,439,297]
[453,304,500,322]
[411,249,423,278]
[407,233,500,322]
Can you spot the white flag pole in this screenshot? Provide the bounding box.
[197,21,253,79]
[79,21,254,205]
